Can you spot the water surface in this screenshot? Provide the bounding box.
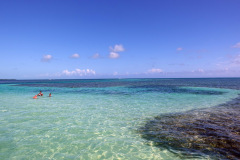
[0,78,240,159]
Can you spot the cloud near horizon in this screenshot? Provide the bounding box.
[41,55,53,62]
[147,68,163,73]
[62,68,96,76]
[192,69,204,73]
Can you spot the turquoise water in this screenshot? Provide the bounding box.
[0,79,240,159]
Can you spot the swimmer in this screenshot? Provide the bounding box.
[38,91,43,96]
[49,93,51,97]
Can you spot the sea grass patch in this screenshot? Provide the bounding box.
[139,96,240,159]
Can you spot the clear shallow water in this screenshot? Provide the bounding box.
[0,79,240,159]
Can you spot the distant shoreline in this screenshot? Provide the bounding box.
[1,77,240,81]
[0,79,16,80]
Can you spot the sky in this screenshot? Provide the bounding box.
[0,0,240,79]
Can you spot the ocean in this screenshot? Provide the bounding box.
[0,78,240,159]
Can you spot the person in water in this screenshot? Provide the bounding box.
[49,93,51,97]
[38,91,43,96]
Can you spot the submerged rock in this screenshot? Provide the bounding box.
[139,96,240,159]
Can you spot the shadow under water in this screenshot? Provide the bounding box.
[138,96,240,159]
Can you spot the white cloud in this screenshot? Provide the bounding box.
[191,69,204,73]
[110,44,125,52]
[147,68,163,73]
[232,42,240,48]
[177,47,183,51]
[62,68,96,76]
[41,55,52,62]
[71,53,80,58]
[109,52,119,59]
[92,53,100,59]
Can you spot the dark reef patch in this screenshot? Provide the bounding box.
[54,86,226,96]
[129,85,226,95]
[138,96,240,159]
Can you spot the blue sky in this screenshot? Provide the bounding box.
[0,0,240,79]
